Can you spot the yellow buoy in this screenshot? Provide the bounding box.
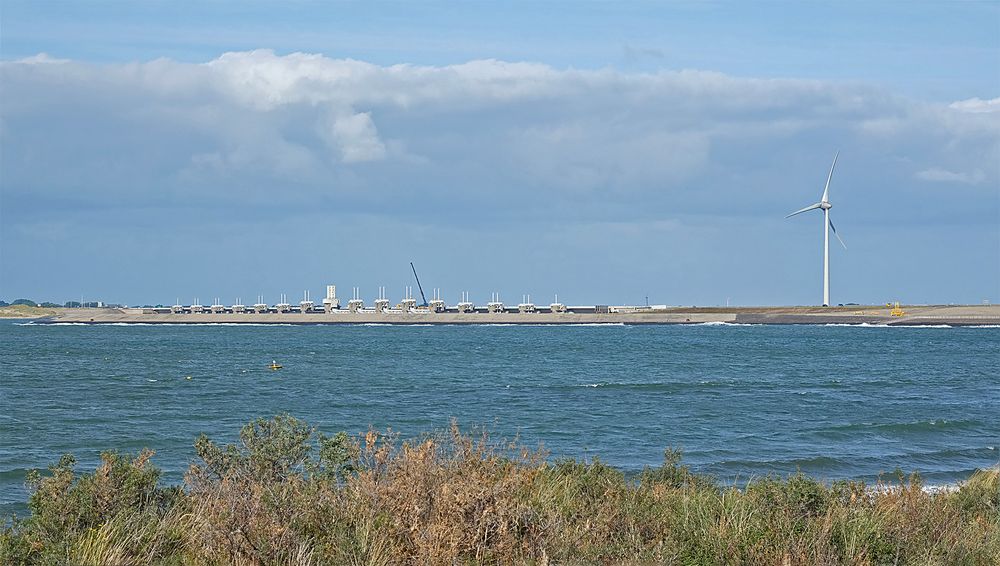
[269,360,283,370]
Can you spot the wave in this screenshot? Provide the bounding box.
[823,323,954,328]
[823,323,889,327]
[124,322,301,327]
[30,322,302,327]
[463,323,625,327]
[570,380,724,391]
[357,323,435,327]
[821,419,979,435]
[712,448,998,479]
[716,455,846,471]
[922,484,962,494]
[694,321,756,326]
[573,381,669,390]
[0,467,33,481]
[314,322,630,327]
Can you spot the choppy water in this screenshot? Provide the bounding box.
[1,320,998,516]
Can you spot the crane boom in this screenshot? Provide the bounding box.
[410,262,429,307]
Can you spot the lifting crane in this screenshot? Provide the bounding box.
[410,262,429,307]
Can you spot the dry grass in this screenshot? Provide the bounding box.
[0,304,57,319]
[3,416,997,565]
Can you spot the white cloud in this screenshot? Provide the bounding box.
[0,50,997,216]
[915,167,986,185]
[326,112,386,163]
[15,53,69,64]
[949,97,1000,113]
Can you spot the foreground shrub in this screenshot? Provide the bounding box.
[1,451,185,565]
[2,416,997,565]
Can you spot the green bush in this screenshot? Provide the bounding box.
[2,451,184,565]
[640,447,717,491]
[193,414,356,483]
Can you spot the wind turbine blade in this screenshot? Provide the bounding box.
[785,202,822,218]
[829,218,847,249]
[821,151,839,203]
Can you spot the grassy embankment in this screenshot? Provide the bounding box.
[0,305,58,319]
[2,416,997,565]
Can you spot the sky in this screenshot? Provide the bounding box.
[1,1,998,307]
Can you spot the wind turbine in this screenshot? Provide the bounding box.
[786,152,847,307]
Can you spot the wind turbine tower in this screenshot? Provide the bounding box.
[786,152,847,307]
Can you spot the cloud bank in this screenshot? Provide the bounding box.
[2,49,996,219]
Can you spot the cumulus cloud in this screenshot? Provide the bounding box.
[0,49,997,218]
[325,112,386,163]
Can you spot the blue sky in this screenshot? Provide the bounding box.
[1,1,998,306]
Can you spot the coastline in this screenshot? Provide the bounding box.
[31,304,1000,326]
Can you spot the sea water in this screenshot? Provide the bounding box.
[1,320,997,516]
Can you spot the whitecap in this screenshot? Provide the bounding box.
[922,484,961,494]
[453,323,626,327]
[822,323,954,328]
[120,322,300,327]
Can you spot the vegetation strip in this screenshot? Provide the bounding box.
[2,416,997,564]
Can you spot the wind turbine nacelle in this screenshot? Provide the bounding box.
[820,202,832,210]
